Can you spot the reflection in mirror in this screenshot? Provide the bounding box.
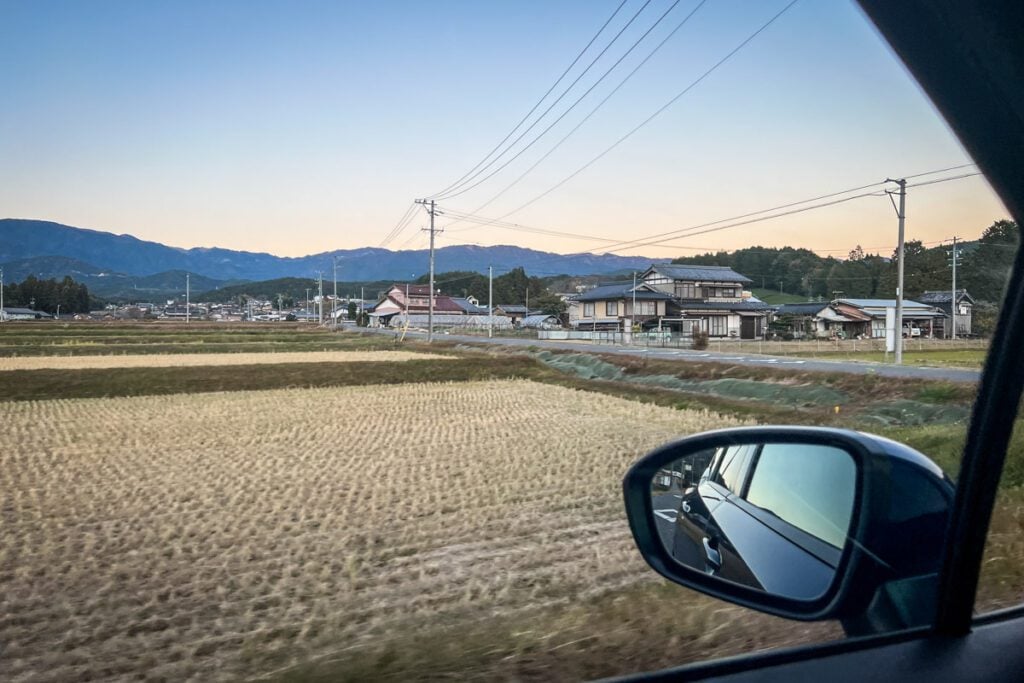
[649,442,856,601]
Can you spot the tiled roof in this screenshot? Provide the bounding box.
[775,303,829,315]
[676,301,772,312]
[451,297,486,313]
[837,298,933,310]
[646,264,753,284]
[575,283,674,302]
[918,289,974,304]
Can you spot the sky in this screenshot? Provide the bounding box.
[0,0,1010,259]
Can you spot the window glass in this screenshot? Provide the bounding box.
[978,385,1024,613]
[606,301,618,316]
[744,444,856,549]
[713,445,753,494]
[583,302,595,317]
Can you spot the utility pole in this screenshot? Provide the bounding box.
[949,236,962,339]
[631,271,637,340]
[886,178,907,363]
[1,267,4,323]
[360,286,365,326]
[317,272,324,325]
[415,199,442,342]
[186,273,190,324]
[332,256,339,330]
[488,266,493,338]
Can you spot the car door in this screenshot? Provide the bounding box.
[619,1,1024,680]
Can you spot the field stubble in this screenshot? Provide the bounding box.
[0,379,751,681]
[0,350,448,371]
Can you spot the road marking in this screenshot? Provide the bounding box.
[673,494,682,498]
[654,509,678,523]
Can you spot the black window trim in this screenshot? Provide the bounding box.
[857,1,1024,637]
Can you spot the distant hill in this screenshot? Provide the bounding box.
[0,219,666,282]
[0,255,237,301]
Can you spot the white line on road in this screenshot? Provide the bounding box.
[654,509,678,523]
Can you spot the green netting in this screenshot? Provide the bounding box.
[536,352,624,380]
[860,399,970,427]
[630,375,847,407]
[536,353,848,407]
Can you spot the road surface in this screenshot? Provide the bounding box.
[368,328,981,383]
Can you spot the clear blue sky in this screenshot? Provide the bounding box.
[0,0,1008,258]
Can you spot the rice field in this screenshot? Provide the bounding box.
[0,379,749,681]
[0,350,449,371]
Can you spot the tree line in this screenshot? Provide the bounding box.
[670,219,1018,304]
[2,275,92,314]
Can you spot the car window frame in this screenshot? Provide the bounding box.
[856,0,1024,637]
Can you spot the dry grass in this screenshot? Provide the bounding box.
[0,350,448,371]
[0,380,751,681]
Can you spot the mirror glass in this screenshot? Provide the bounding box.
[649,441,857,601]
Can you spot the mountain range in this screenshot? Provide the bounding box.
[1,219,664,299]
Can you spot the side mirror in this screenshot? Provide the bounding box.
[623,427,955,633]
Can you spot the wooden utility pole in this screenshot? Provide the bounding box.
[950,236,961,339]
[415,199,442,342]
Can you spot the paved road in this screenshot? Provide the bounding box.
[370,328,981,383]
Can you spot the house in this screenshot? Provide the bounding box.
[569,282,674,331]
[369,284,469,327]
[834,299,945,338]
[918,290,975,337]
[640,265,772,339]
[774,302,872,339]
[492,304,542,326]
[451,297,488,315]
[519,313,563,330]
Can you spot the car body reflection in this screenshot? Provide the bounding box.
[653,443,856,601]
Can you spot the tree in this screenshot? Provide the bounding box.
[2,275,91,314]
[962,219,1019,302]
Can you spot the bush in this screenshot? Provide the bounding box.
[692,330,709,350]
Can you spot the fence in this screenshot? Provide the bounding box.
[537,330,988,355]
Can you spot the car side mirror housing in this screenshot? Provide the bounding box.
[623,427,955,633]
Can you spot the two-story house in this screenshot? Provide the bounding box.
[640,264,772,339]
[568,282,674,331]
[368,283,465,327]
[918,290,975,337]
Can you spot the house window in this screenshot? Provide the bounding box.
[676,282,697,299]
[606,301,618,316]
[583,302,595,317]
[707,287,735,298]
[625,301,655,316]
[708,316,728,336]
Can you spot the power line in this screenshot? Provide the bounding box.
[478,0,801,225]
[431,0,656,200]
[598,166,978,253]
[426,0,630,199]
[609,172,983,253]
[436,0,700,203]
[455,0,709,221]
[380,202,418,247]
[436,164,977,256]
